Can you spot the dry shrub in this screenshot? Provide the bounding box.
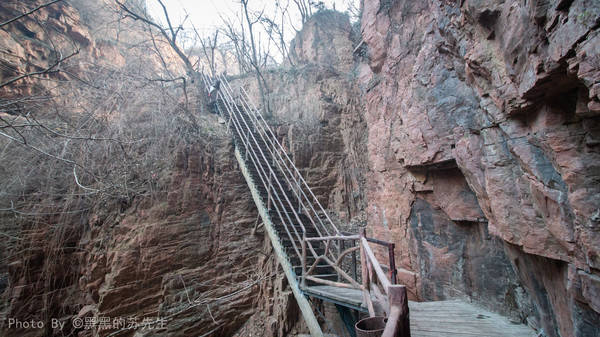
[0,42,211,328]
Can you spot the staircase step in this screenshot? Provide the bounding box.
[292,265,337,277]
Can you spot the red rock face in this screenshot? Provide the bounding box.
[1,135,268,337]
[0,1,271,336]
[360,0,600,335]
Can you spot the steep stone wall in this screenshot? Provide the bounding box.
[0,1,267,336]
[360,0,600,335]
[2,132,265,337]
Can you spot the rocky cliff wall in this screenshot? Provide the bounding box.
[359,0,600,336]
[0,1,268,336]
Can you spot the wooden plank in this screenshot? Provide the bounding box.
[408,300,536,337]
[302,287,536,337]
[304,285,364,307]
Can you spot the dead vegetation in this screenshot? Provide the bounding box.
[0,0,219,328]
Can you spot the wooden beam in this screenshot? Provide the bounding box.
[334,246,360,267]
[360,229,375,317]
[362,237,392,292]
[382,285,410,337]
[305,276,357,289]
[321,256,362,289]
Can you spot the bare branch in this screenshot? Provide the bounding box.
[0,0,63,28]
[156,0,177,42]
[0,49,80,89]
[115,0,194,73]
[0,115,27,144]
[0,129,98,182]
[73,166,99,192]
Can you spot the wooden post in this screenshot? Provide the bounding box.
[389,243,397,285]
[360,228,375,317]
[382,285,410,337]
[361,236,392,292]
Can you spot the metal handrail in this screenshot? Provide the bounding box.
[217,81,307,246]
[202,73,358,276]
[237,84,341,236]
[216,78,339,258]
[222,77,333,239]
[222,97,303,259]
[220,76,339,240]
[216,75,332,241]
[202,76,409,334]
[201,74,313,261]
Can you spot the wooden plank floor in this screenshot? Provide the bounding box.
[303,286,536,337]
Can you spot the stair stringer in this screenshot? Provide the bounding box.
[233,147,324,337]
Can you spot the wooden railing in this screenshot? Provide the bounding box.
[360,228,410,337]
[300,230,410,336]
[302,235,362,289]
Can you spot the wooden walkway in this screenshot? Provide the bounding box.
[304,286,536,337]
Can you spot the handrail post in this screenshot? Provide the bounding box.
[352,238,358,281]
[268,151,276,211]
[296,170,301,213]
[382,285,410,337]
[339,240,345,282]
[360,228,375,316]
[301,234,307,288]
[389,243,397,285]
[244,121,250,161]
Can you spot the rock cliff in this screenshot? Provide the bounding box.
[359,0,600,335]
[0,1,266,336]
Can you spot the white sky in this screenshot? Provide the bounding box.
[145,0,357,66]
[146,0,350,35]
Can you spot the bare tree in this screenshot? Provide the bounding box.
[220,15,251,74]
[115,0,194,74]
[291,0,312,24]
[259,12,293,65]
[198,30,220,77]
[114,0,200,126]
[240,0,271,116]
[344,0,363,23]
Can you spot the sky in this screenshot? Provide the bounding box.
[144,0,358,66]
[146,0,353,35]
